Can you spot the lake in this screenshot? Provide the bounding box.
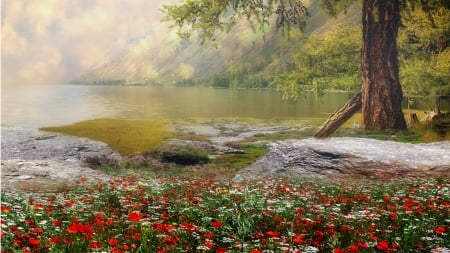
[2,84,442,128]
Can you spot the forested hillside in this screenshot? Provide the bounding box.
[73,0,449,98]
[72,0,359,85]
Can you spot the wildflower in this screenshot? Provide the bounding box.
[108,238,119,246]
[129,211,144,222]
[163,236,179,245]
[161,212,170,219]
[132,232,141,240]
[376,241,390,251]
[334,249,345,253]
[348,244,359,252]
[49,237,61,244]
[1,206,11,213]
[28,238,40,246]
[204,240,214,248]
[265,231,279,238]
[292,234,305,244]
[52,220,63,227]
[434,226,447,235]
[90,241,101,248]
[202,232,216,239]
[30,228,44,234]
[211,220,223,228]
[216,246,227,253]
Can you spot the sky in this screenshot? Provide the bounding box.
[1,0,174,86]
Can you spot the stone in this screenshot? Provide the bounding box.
[235,137,450,181]
[1,126,119,191]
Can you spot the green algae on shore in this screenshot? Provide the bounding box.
[41,118,172,156]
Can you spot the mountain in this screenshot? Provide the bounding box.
[72,0,361,85]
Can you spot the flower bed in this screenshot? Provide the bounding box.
[1,176,449,252]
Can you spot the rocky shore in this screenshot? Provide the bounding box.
[234,137,450,181]
[1,126,120,191]
[2,123,450,191]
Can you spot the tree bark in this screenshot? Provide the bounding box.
[361,0,407,130]
[314,93,362,138]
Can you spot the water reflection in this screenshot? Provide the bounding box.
[2,84,355,128]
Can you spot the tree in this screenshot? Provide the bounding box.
[360,0,406,130]
[162,0,449,136]
[273,26,361,99]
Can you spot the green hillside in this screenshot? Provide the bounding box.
[72,0,361,85]
[73,0,449,98]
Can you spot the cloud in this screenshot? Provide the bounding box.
[1,0,172,85]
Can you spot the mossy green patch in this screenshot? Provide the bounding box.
[212,145,267,171]
[40,119,172,156]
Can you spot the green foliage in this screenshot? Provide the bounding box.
[160,148,210,165]
[162,0,309,44]
[273,26,361,99]
[212,144,267,170]
[398,3,450,96]
[320,0,359,17]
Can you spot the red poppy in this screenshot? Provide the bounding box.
[67,223,80,234]
[211,220,223,228]
[265,231,279,238]
[132,232,141,240]
[348,244,359,252]
[52,220,62,227]
[49,237,61,244]
[376,241,390,251]
[163,236,179,245]
[202,232,216,239]
[161,212,170,219]
[28,238,40,246]
[108,238,119,246]
[90,241,101,248]
[216,246,227,253]
[334,249,345,253]
[434,226,447,235]
[204,240,214,248]
[292,234,304,244]
[65,200,75,207]
[30,228,44,234]
[181,222,198,232]
[273,215,282,223]
[249,250,262,253]
[128,211,143,222]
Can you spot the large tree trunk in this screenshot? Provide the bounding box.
[361,0,407,130]
[315,93,361,138]
[314,0,407,138]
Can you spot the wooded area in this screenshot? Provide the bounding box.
[162,0,449,136]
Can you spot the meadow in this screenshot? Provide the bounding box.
[3,115,449,252]
[1,176,449,252]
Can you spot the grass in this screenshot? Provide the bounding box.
[212,144,268,171]
[40,118,172,156]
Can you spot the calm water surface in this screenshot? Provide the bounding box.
[2,84,354,128]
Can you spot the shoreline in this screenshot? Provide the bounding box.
[1,126,120,191]
[2,122,450,191]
